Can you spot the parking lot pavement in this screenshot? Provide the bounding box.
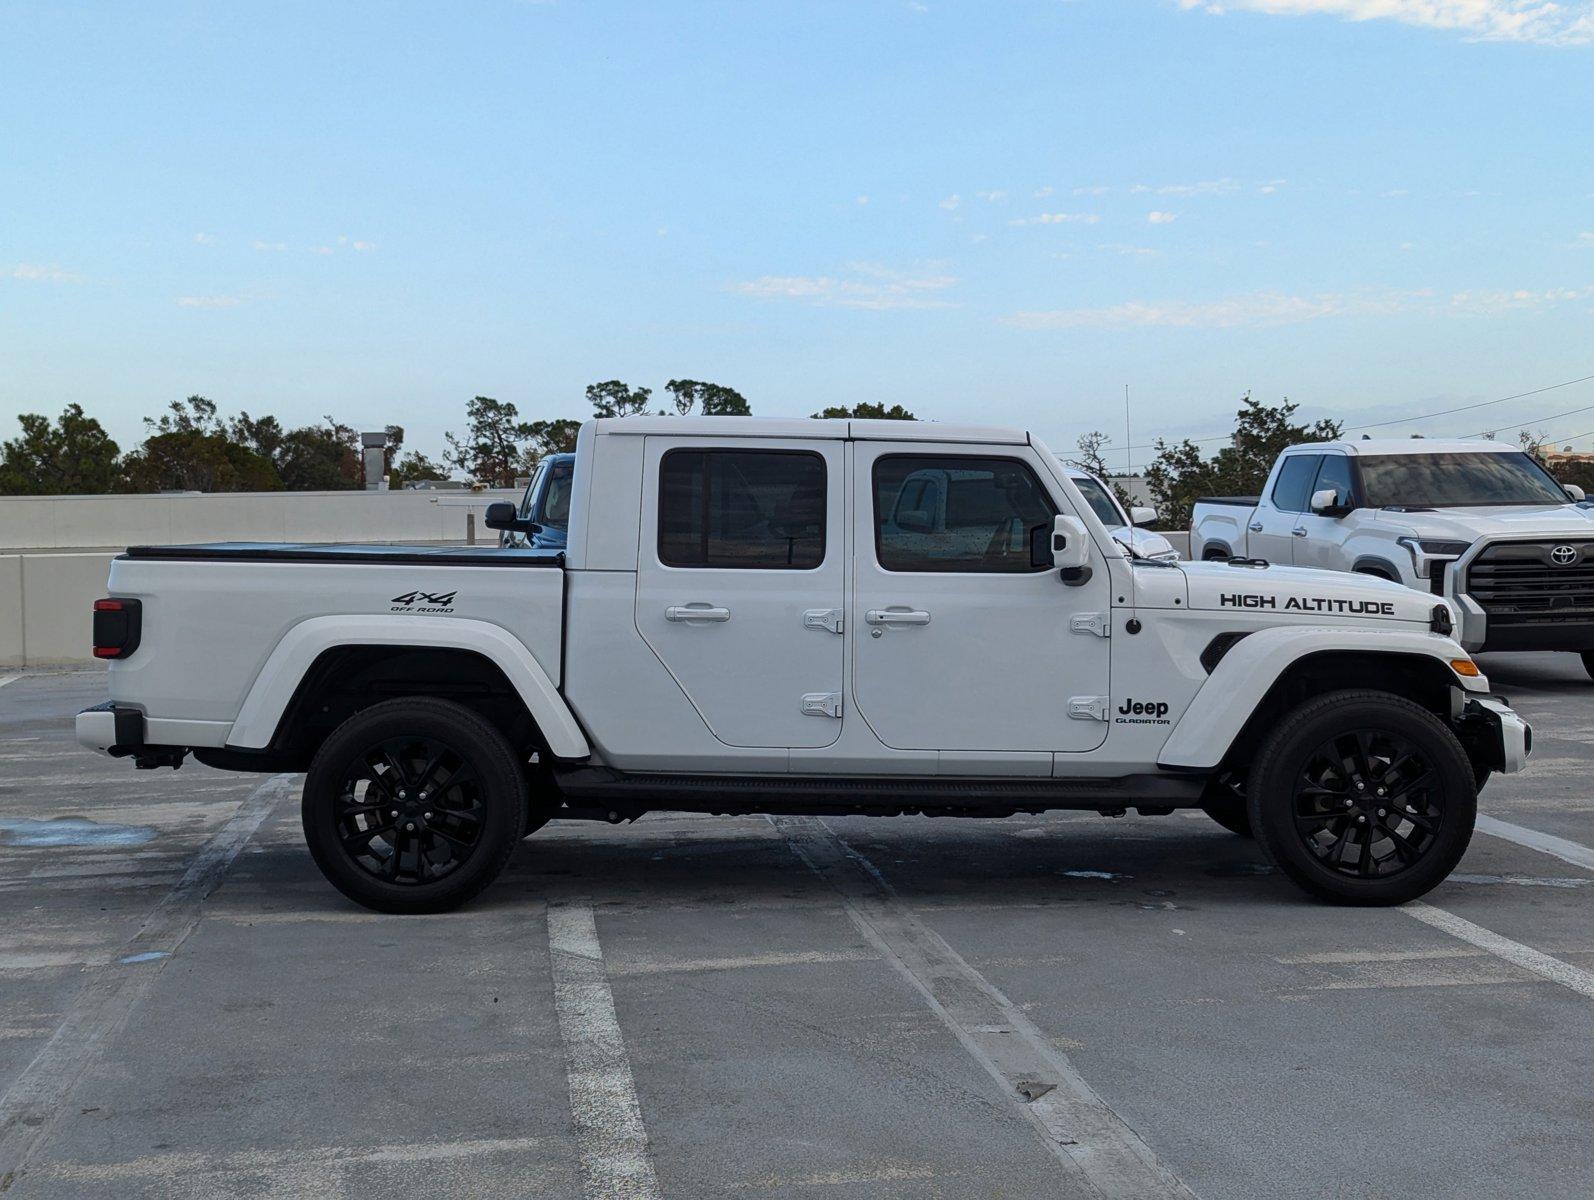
[1,660,1591,1199]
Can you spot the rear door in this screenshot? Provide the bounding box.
[1250,454,1320,564]
[851,444,1111,754]
[635,436,845,749]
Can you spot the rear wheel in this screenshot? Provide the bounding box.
[1247,690,1475,905]
[302,698,526,913]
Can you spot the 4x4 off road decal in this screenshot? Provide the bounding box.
[1220,593,1395,616]
[390,590,457,614]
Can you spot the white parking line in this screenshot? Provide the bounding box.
[1402,903,1594,1001]
[1476,815,1594,873]
[0,676,19,691]
[776,816,1196,1200]
[0,773,297,1182]
[547,901,663,1200]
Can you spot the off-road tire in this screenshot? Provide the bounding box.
[303,697,527,913]
[1247,690,1476,906]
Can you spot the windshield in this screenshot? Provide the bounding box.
[1358,452,1569,508]
[1070,475,1126,526]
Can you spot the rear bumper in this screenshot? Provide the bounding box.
[76,701,144,756]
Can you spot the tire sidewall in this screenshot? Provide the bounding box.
[302,699,527,913]
[1247,692,1476,905]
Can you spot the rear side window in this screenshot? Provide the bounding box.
[1271,455,1321,512]
[874,455,1057,573]
[658,449,826,569]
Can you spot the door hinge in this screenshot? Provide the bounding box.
[1067,695,1109,722]
[800,692,843,719]
[1069,612,1111,638]
[803,608,844,634]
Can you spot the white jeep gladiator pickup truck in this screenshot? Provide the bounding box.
[78,417,1530,912]
[1191,438,1594,677]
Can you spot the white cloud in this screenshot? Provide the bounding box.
[977,189,1008,202]
[8,263,82,283]
[733,264,956,311]
[1448,286,1594,314]
[311,245,336,256]
[1147,211,1179,224]
[352,240,378,251]
[1134,178,1240,197]
[1034,186,1054,198]
[1259,179,1287,194]
[1573,231,1594,248]
[1101,244,1158,257]
[1008,212,1101,226]
[193,232,217,245]
[939,194,961,210]
[855,195,870,205]
[1073,185,1111,196]
[1006,288,1422,330]
[1174,0,1594,47]
[176,294,244,309]
[251,240,287,252]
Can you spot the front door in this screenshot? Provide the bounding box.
[851,445,1111,754]
[635,436,845,749]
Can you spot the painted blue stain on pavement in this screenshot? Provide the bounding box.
[119,951,171,965]
[0,816,158,848]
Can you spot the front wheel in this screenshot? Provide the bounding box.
[1246,690,1476,905]
[302,698,527,913]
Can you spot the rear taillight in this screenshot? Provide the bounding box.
[92,597,142,660]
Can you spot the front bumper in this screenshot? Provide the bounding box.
[1465,695,1531,774]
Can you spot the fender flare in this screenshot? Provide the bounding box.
[1351,555,1403,581]
[226,615,591,760]
[1200,540,1233,560]
[1157,625,1484,770]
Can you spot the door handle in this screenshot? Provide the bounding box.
[666,605,731,623]
[1292,527,1308,537]
[1248,522,1265,533]
[865,609,931,626]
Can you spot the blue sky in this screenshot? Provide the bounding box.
[3,0,1592,470]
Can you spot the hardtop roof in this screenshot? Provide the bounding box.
[589,416,1028,445]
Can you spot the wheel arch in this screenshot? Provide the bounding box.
[224,616,590,766]
[1159,630,1477,773]
[1351,555,1403,581]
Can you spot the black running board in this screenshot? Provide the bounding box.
[550,767,1204,820]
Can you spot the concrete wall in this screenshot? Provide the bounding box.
[0,552,117,667]
[0,488,519,552]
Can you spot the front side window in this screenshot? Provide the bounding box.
[874,455,1057,573]
[658,449,825,569]
[1311,454,1355,508]
[1357,452,1568,508]
[541,459,574,528]
[1070,475,1125,526]
[1271,455,1321,512]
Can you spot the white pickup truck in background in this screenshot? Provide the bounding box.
[1191,438,1594,677]
[79,418,1528,913]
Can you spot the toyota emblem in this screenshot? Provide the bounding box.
[1551,544,1579,565]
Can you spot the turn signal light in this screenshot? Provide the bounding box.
[1450,658,1481,677]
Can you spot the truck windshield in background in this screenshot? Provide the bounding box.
[1070,475,1125,526]
[1359,452,1568,508]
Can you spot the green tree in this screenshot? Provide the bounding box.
[665,379,751,416]
[275,418,363,490]
[391,451,449,488]
[811,402,917,420]
[586,380,653,419]
[0,404,125,495]
[1144,394,1343,528]
[445,396,534,488]
[125,395,282,492]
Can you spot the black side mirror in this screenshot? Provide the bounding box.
[484,502,538,533]
[1029,523,1051,569]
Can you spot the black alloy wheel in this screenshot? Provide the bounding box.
[1292,729,1440,879]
